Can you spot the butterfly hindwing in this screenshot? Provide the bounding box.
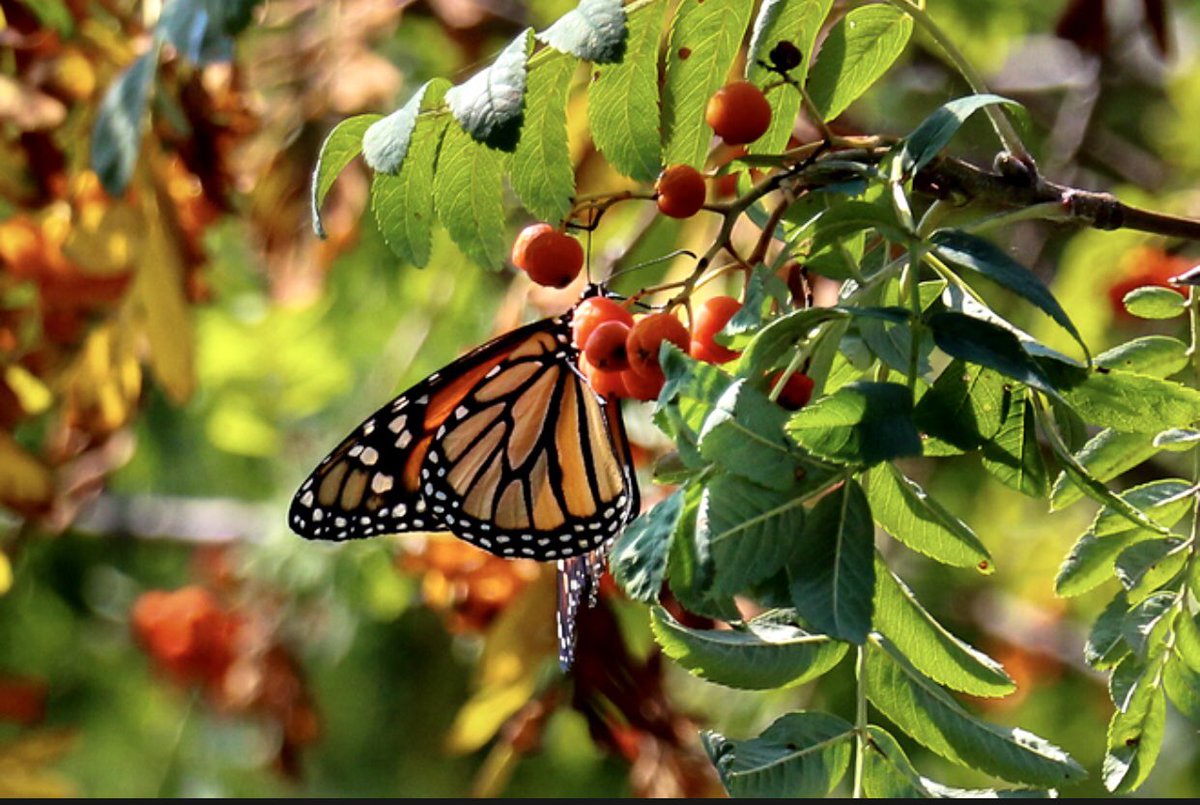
[421,326,636,561]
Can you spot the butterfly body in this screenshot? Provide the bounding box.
[289,296,640,666]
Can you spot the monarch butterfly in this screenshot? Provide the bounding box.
[288,292,640,668]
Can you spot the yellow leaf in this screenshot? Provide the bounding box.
[3,365,51,416]
[0,432,53,511]
[0,551,11,596]
[62,323,142,435]
[444,571,557,754]
[131,190,195,404]
[0,729,77,798]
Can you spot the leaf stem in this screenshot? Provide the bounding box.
[853,644,869,798]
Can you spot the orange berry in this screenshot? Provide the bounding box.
[584,320,632,371]
[511,223,584,288]
[580,354,629,399]
[621,366,664,401]
[706,81,772,146]
[689,295,743,364]
[655,165,707,219]
[572,296,634,350]
[769,371,815,410]
[627,312,689,377]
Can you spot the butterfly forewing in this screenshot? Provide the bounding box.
[289,317,575,543]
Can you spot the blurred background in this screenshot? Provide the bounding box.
[1,0,1200,796]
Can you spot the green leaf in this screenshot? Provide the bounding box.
[371,85,451,265]
[702,712,854,797]
[1096,335,1189,378]
[1164,652,1200,723]
[1174,611,1200,673]
[1049,429,1158,511]
[1121,592,1178,657]
[1040,361,1200,435]
[669,481,736,620]
[787,381,922,466]
[588,0,664,181]
[861,726,930,798]
[445,29,533,151]
[657,345,737,450]
[1103,659,1167,793]
[651,607,847,690]
[1091,478,1193,538]
[913,359,1009,452]
[312,113,383,237]
[92,47,160,196]
[927,312,1054,394]
[698,379,797,492]
[875,557,1014,696]
[1085,592,1131,670]
[806,5,912,121]
[511,50,576,223]
[788,479,874,643]
[661,0,754,168]
[739,307,851,377]
[1122,286,1187,320]
[432,123,508,270]
[745,0,833,154]
[1048,440,1173,539]
[931,230,1087,358]
[363,80,440,173]
[1056,481,1189,599]
[1117,538,1188,604]
[898,94,1024,175]
[700,475,806,597]
[610,490,684,602]
[538,0,627,63]
[866,637,1087,787]
[981,393,1049,499]
[868,464,991,570]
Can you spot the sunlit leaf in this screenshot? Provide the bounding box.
[868,463,990,569]
[445,29,533,151]
[511,50,576,223]
[611,490,684,602]
[588,0,664,181]
[538,0,627,63]
[661,0,754,168]
[312,113,382,237]
[433,123,508,270]
[806,5,911,121]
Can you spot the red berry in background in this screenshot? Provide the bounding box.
[769,371,815,410]
[1106,245,1190,320]
[132,586,238,685]
[689,295,743,364]
[655,165,707,219]
[627,312,689,377]
[584,320,632,371]
[572,296,634,350]
[706,81,772,146]
[622,365,664,401]
[511,223,584,288]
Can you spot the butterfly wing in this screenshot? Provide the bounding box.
[421,326,638,560]
[289,316,574,543]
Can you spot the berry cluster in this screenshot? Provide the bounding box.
[507,78,812,409]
